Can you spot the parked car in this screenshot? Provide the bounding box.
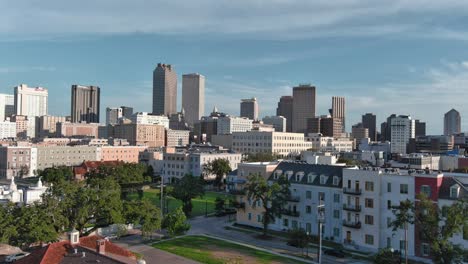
[5,252,30,262]
[324,248,345,258]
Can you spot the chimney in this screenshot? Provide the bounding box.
[69,229,80,245]
[96,239,106,255]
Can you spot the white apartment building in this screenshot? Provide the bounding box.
[231,131,313,157]
[262,116,287,132]
[0,121,16,139]
[217,116,253,135]
[130,112,169,129]
[0,94,14,121]
[390,115,415,154]
[306,133,354,153]
[166,129,190,147]
[14,84,48,117]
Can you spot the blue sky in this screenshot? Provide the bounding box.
[1,1,468,134]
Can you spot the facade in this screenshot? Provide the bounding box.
[182,73,205,126]
[292,85,316,133]
[415,120,426,137]
[408,135,454,154]
[11,115,32,139]
[99,146,147,163]
[276,96,293,132]
[56,122,100,138]
[0,121,16,139]
[193,114,219,143]
[0,94,14,121]
[306,133,354,153]
[390,115,415,154]
[120,106,133,119]
[36,115,67,138]
[381,114,397,142]
[444,109,461,136]
[130,112,169,129]
[262,116,286,132]
[307,116,343,138]
[351,123,369,148]
[240,98,259,121]
[217,116,253,135]
[71,85,100,123]
[332,96,346,132]
[105,107,123,125]
[166,129,190,147]
[169,110,190,130]
[14,84,48,117]
[36,145,99,170]
[153,63,177,116]
[111,123,165,147]
[362,113,377,141]
[0,146,36,179]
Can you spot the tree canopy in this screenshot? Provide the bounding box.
[243,152,279,162]
[203,159,231,189]
[170,174,205,217]
[163,207,191,237]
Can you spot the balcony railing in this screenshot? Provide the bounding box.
[282,209,300,217]
[343,220,362,229]
[286,195,300,202]
[343,204,361,212]
[343,187,362,195]
[343,239,355,245]
[229,189,246,195]
[232,201,245,209]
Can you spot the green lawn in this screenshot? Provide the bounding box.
[153,235,307,264]
[128,189,234,217]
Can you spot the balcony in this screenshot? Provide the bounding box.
[343,204,361,212]
[343,187,362,195]
[343,220,361,229]
[282,209,300,217]
[232,201,245,209]
[286,195,300,202]
[229,189,246,195]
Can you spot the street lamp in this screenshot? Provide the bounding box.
[317,203,325,264]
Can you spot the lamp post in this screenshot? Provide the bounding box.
[317,203,325,264]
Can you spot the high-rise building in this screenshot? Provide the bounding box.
[262,116,286,132]
[182,73,205,126]
[106,107,123,125]
[240,98,259,121]
[362,113,377,141]
[36,115,67,138]
[276,96,293,132]
[153,63,177,116]
[444,109,461,136]
[217,116,253,135]
[381,114,397,142]
[292,84,316,133]
[351,123,369,148]
[0,94,14,121]
[14,84,48,117]
[390,115,415,154]
[71,85,100,123]
[120,106,133,119]
[331,96,345,132]
[415,119,426,137]
[307,115,342,138]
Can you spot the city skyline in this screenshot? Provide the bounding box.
[2,2,468,133]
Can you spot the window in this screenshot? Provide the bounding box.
[365,198,374,208]
[365,181,374,191]
[320,175,328,185]
[365,235,374,245]
[333,228,340,237]
[248,213,252,220]
[400,240,406,252]
[421,243,430,256]
[420,185,431,197]
[387,182,392,192]
[306,206,312,214]
[319,192,325,202]
[386,237,391,248]
[333,210,340,219]
[257,215,262,223]
[450,185,459,199]
[333,176,340,186]
[387,200,392,209]
[387,217,392,228]
[365,215,374,225]
[334,193,340,203]
[306,191,312,199]
[283,219,289,227]
[292,220,298,229]
[306,223,312,233]
[400,184,408,194]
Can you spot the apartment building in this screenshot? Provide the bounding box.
[0,146,37,179]
[217,116,253,135]
[56,122,100,138]
[0,121,16,139]
[130,112,169,129]
[111,123,165,147]
[306,133,353,153]
[36,145,99,170]
[100,146,147,163]
[166,129,190,147]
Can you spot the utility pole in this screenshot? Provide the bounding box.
[317,203,325,264]
[160,176,164,219]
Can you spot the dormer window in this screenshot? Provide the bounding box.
[450,185,460,199]
[273,170,282,180]
[295,171,304,182]
[307,173,317,183]
[333,176,340,186]
[285,171,293,180]
[320,175,328,185]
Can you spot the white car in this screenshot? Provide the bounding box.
[5,252,30,262]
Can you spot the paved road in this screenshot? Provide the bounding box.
[189,215,369,264]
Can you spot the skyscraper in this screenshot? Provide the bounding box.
[331,96,345,132]
[153,63,177,116]
[182,73,205,126]
[276,96,293,132]
[390,115,415,154]
[362,113,377,141]
[14,84,48,117]
[120,106,133,119]
[71,85,100,123]
[0,94,14,121]
[106,107,123,125]
[292,84,316,133]
[240,98,259,120]
[381,114,397,142]
[415,119,426,137]
[444,109,461,136]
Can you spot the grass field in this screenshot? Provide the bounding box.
[129,189,234,217]
[153,235,307,264]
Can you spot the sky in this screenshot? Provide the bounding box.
[1,1,468,134]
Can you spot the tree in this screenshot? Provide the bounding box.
[287,229,312,256]
[204,159,231,189]
[163,207,191,237]
[245,173,290,236]
[390,199,414,264]
[15,203,58,247]
[243,152,278,162]
[170,174,205,217]
[374,248,400,264]
[214,197,225,215]
[123,200,161,239]
[0,203,18,244]
[39,166,74,185]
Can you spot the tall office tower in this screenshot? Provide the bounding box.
[14,84,48,117]
[415,119,426,137]
[240,98,259,120]
[276,96,293,132]
[331,96,345,132]
[292,84,316,133]
[182,73,205,126]
[351,123,369,148]
[444,109,461,136]
[381,114,397,141]
[120,106,133,119]
[106,107,123,125]
[153,63,177,116]
[362,113,377,141]
[390,115,415,154]
[71,85,100,123]
[0,94,14,121]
